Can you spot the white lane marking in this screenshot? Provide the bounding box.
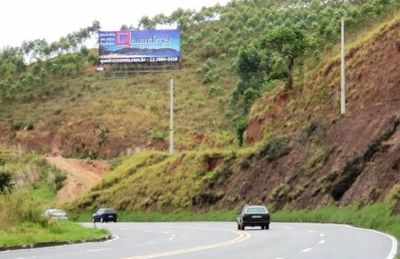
[123,230,251,259]
[306,230,315,233]
[105,234,120,243]
[319,240,325,244]
[137,242,156,247]
[283,226,293,230]
[300,248,313,253]
[162,231,169,234]
[86,248,107,252]
[168,234,176,241]
[273,257,285,259]
[343,225,398,259]
[319,233,325,237]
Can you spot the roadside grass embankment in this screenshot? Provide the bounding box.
[0,190,109,249]
[0,221,109,249]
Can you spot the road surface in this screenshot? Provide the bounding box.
[0,222,397,259]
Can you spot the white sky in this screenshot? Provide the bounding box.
[0,0,230,49]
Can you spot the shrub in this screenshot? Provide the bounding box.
[258,135,291,162]
[0,190,45,229]
[208,86,224,96]
[202,71,220,84]
[233,115,248,146]
[396,40,400,53]
[54,171,67,191]
[191,191,224,206]
[0,172,13,193]
[151,130,167,141]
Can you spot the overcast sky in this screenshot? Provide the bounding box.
[0,0,230,49]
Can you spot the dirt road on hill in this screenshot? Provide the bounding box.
[46,156,109,203]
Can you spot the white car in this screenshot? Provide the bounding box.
[43,209,68,219]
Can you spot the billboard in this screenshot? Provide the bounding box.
[98,29,180,64]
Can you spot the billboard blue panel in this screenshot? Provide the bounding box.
[99,29,180,64]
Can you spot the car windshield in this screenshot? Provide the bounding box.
[52,209,65,214]
[105,209,116,213]
[245,206,267,214]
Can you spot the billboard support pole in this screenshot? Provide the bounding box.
[169,78,174,154]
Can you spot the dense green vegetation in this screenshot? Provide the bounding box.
[0,21,99,102]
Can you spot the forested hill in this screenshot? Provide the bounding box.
[0,1,398,159]
[53,0,400,213]
[0,0,400,213]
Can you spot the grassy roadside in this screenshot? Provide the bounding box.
[0,221,109,248]
[70,210,236,222]
[0,188,109,249]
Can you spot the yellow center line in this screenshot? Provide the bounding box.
[123,230,251,259]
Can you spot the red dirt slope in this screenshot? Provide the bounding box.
[219,19,400,210]
[46,156,109,203]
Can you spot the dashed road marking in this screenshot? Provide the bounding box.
[137,242,156,247]
[319,233,325,237]
[300,248,313,253]
[319,240,326,244]
[306,230,315,233]
[86,248,107,252]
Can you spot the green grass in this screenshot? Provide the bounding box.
[273,203,400,241]
[30,183,56,202]
[71,210,236,222]
[0,221,109,248]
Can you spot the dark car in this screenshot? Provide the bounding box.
[237,205,270,230]
[92,208,117,223]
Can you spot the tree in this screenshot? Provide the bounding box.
[236,44,261,83]
[261,25,308,89]
[233,115,248,146]
[120,24,129,31]
[139,16,155,29]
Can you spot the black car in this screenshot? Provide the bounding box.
[237,205,270,230]
[92,208,118,223]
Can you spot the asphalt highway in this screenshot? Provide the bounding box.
[0,222,397,259]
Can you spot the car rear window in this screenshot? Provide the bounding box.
[246,207,267,214]
[105,209,116,213]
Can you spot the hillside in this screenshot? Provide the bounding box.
[0,0,399,214]
[0,20,238,158]
[71,12,400,213]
